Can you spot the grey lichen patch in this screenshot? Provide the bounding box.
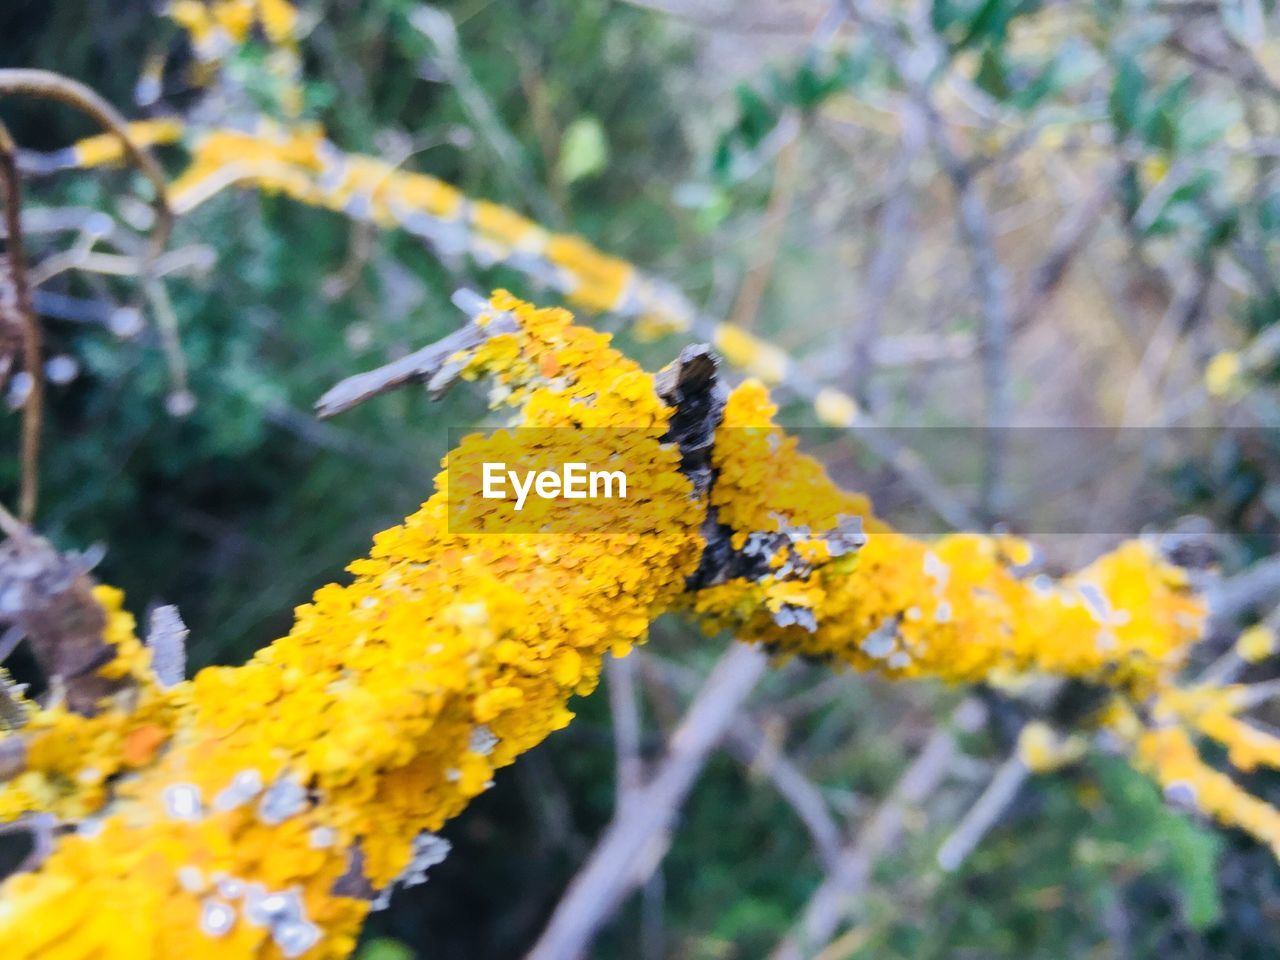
[258,773,309,825]
[214,768,265,811]
[371,831,452,912]
[163,783,204,821]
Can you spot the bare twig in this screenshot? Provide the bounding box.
[934,751,1029,872]
[1011,167,1121,331]
[29,245,215,287]
[526,642,769,960]
[770,704,972,960]
[0,528,121,717]
[143,278,194,415]
[614,0,819,34]
[724,717,844,873]
[941,153,1014,524]
[1123,250,1217,425]
[315,293,519,418]
[0,69,180,430]
[1208,555,1280,631]
[0,812,60,875]
[145,605,188,689]
[606,653,646,809]
[0,625,22,664]
[0,119,43,521]
[727,137,802,332]
[409,7,560,227]
[0,736,25,783]
[607,653,664,960]
[0,69,172,284]
[847,123,922,402]
[642,653,844,871]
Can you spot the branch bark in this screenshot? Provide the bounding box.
[526,643,769,960]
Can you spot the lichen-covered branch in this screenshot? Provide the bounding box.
[2,5,1277,956]
[0,289,1261,959]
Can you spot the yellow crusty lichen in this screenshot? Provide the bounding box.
[165,0,304,114]
[1016,721,1087,774]
[0,294,706,958]
[1131,720,1280,856]
[686,381,1280,853]
[168,0,299,52]
[712,323,791,385]
[0,293,1269,958]
[689,380,1204,693]
[1236,623,1277,663]
[1205,351,1244,398]
[151,122,668,330]
[37,0,861,454]
[813,387,859,428]
[0,586,174,824]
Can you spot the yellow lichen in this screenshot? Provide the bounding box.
[0,292,1266,959]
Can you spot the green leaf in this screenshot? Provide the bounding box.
[975,47,1011,100]
[1109,55,1144,137]
[734,84,776,144]
[1143,74,1192,152]
[1257,192,1280,234]
[557,115,609,185]
[956,0,1014,50]
[1010,55,1065,110]
[355,938,415,960]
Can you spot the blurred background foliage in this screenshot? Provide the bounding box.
[4,0,1280,957]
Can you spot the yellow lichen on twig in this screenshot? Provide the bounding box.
[0,290,1256,959]
[0,293,707,958]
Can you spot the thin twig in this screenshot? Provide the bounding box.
[770,703,972,960]
[606,653,646,810]
[1011,167,1121,332]
[409,7,560,227]
[937,148,1014,525]
[614,0,818,34]
[314,299,519,418]
[526,642,769,960]
[643,653,844,871]
[847,124,922,404]
[143,277,193,414]
[0,119,42,521]
[0,625,23,664]
[0,69,172,288]
[727,137,802,332]
[1208,556,1280,632]
[934,750,1029,872]
[608,653,665,960]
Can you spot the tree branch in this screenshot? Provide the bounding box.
[527,643,769,960]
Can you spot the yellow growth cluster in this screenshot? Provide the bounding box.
[153,121,871,426]
[1016,720,1087,774]
[0,294,707,959]
[159,123,696,332]
[57,117,692,338]
[1237,623,1278,663]
[167,0,300,54]
[690,381,1204,693]
[0,587,173,824]
[163,0,304,115]
[1078,676,1280,856]
[0,292,1271,958]
[712,323,792,386]
[1204,327,1280,401]
[1132,722,1280,857]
